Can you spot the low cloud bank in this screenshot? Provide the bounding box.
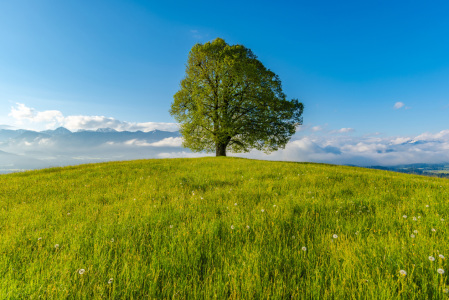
[8,103,179,132]
[232,130,449,166]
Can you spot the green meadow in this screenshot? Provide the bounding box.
[1,157,448,299]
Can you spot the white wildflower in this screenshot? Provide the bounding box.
[399,270,407,276]
[301,247,307,251]
[79,269,85,275]
[333,234,338,239]
[429,256,435,262]
[437,268,445,275]
[108,278,113,284]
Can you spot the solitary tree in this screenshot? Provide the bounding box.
[170,38,304,157]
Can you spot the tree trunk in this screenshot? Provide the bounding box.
[216,142,227,157]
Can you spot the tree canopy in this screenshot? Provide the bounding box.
[170,38,304,156]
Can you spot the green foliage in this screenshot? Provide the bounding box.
[0,158,448,298]
[170,38,304,156]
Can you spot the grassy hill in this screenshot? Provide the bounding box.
[1,157,448,299]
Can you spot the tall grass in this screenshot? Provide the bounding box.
[0,157,448,299]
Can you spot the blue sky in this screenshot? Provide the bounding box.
[1,0,449,163]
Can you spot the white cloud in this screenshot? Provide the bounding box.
[311,126,323,132]
[8,103,179,132]
[149,137,183,147]
[394,102,405,109]
[337,128,354,133]
[329,128,354,134]
[9,103,34,120]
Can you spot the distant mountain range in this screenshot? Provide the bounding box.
[368,163,449,178]
[0,127,181,173]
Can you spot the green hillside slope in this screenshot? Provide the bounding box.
[1,157,448,299]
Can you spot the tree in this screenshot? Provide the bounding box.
[170,38,304,157]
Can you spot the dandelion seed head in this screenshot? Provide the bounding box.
[301,247,307,251]
[413,230,418,234]
[231,225,235,230]
[79,269,85,275]
[38,237,42,241]
[399,270,407,276]
[55,244,59,249]
[333,234,338,239]
[108,278,113,284]
[169,225,173,229]
[410,234,415,238]
[429,256,435,261]
[234,203,237,206]
[403,215,407,219]
[437,268,445,275]
[426,205,429,208]
[432,228,436,232]
[439,254,445,259]
[261,209,265,213]
[413,217,417,221]
[110,238,114,242]
[355,231,359,235]
[246,225,250,229]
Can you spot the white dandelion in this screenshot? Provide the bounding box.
[410,234,415,238]
[413,230,418,234]
[399,270,407,276]
[231,225,235,230]
[429,256,435,262]
[426,205,429,208]
[55,244,59,249]
[273,205,276,208]
[301,246,307,251]
[246,225,250,230]
[111,238,114,242]
[413,217,417,221]
[439,254,445,259]
[355,231,359,235]
[169,225,173,229]
[437,268,445,275]
[261,209,265,213]
[432,228,436,232]
[234,203,237,206]
[403,215,407,219]
[333,234,338,239]
[38,237,42,241]
[108,278,113,284]
[79,269,85,275]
